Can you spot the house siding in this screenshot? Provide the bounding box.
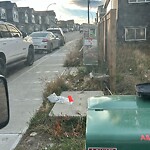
[0,2,19,24]
[117,0,150,42]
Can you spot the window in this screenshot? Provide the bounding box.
[128,0,150,3]
[0,9,6,19]
[30,32,48,37]
[25,14,28,23]
[50,33,56,38]
[32,15,35,23]
[39,16,42,24]
[125,27,146,41]
[7,25,21,38]
[0,24,11,38]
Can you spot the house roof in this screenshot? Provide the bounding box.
[0,1,17,9]
[35,10,56,17]
[18,7,28,13]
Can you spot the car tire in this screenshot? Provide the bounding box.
[61,40,65,46]
[47,44,53,53]
[0,58,6,76]
[25,47,34,66]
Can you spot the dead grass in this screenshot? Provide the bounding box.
[64,38,83,67]
[42,75,69,106]
[15,100,86,150]
[116,43,150,94]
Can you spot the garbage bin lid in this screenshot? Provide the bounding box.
[135,83,150,98]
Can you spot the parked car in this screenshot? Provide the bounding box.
[79,27,83,33]
[62,28,68,33]
[29,31,60,53]
[0,21,34,76]
[69,28,74,32]
[47,28,65,46]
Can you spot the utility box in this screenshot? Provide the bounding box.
[86,95,150,150]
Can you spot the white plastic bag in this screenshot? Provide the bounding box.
[47,93,58,103]
[47,93,69,103]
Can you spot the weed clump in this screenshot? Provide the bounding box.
[64,39,83,67]
[116,43,150,94]
[43,76,69,102]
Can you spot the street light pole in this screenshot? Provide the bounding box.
[88,0,90,24]
[46,3,56,28]
[46,3,56,11]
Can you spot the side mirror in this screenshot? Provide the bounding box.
[21,31,27,38]
[0,75,9,129]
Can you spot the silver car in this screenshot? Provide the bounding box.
[29,31,60,53]
[47,28,65,46]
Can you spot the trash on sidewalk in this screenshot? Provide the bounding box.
[30,132,37,137]
[47,93,74,104]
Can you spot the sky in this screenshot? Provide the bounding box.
[0,0,104,24]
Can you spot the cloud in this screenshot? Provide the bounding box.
[7,0,23,2]
[69,0,104,8]
[0,0,101,24]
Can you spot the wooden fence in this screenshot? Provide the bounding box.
[97,9,116,92]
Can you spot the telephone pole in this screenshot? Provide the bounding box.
[88,0,90,24]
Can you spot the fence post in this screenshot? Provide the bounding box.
[97,22,101,63]
[109,9,116,93]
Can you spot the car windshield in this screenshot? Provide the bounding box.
[30,32,48,37]
[0,0,149,150]
[48,29,61,35]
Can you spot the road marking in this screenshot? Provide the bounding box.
[12,98,42,101]
[45,71,51,73]
[33,81,41,84]
[8,55,49,84]
[10,126,29,150]
[36,71,41,74]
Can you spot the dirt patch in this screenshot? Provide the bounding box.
[15,100,86,150]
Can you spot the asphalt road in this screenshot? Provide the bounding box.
[6,31,81,78]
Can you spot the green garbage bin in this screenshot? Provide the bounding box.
[86,95,150,150]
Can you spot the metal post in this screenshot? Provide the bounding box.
[46,3,56,11]
[88,0,90,24]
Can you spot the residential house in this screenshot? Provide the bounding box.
[34,12,42,31]
[46,10,56,28]
[57,20,68,29]
[67,20,75,30]
[96,5,106,23]
[0,1,19,25]
[18,7,29,33]
[35,11,50,31]
[104,0,150,42]
[17,7,35,34]
[0,7,7,21]
[26,7,35,34]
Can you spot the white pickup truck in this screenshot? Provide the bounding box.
[0,21,34,76]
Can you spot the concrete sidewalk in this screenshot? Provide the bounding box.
[0,40,80,150]
[50,91,103,116]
